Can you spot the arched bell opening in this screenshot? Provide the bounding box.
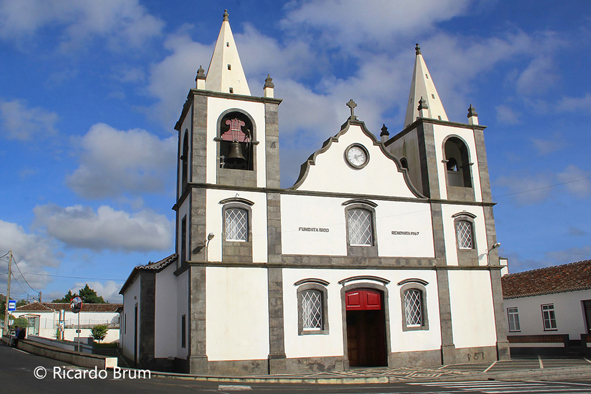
[218,111,254,170]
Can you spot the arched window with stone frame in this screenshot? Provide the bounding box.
[296,280,329,335]
[220,198,254,263]
[444,136,472,188]
[343,200,378,257]
[452,211,479,266]
[398,279,429,331]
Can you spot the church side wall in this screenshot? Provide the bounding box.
[121,276,140,361]
[205,267,270,362]
[154,263,178,359]
[176,270,189,360]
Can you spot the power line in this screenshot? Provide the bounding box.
[495,175,591,198]
[10,253,40,294]
[21,272,125,282]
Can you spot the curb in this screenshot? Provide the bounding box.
[148,365,591,385]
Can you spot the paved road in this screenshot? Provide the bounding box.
[3,343,591,393]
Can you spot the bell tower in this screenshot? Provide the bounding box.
[172,10,283,375]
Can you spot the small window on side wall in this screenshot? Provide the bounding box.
[507,307,521,332]
[399,281,429,331]
[542,304,557,330]
[456,220,474,250]
[297,283,329,335]
[225,208,248,242]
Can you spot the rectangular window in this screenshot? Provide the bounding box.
[404,289,423,327]
[181,314,186,348]
[456,220,473,249]
[507,307,521,332]
[541,304,557,330]
[225,208,248,241]
[302,290,323,330]
[347,209,373,246]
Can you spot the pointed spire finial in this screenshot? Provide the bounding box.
[264,74,274,89]
[195,65,205,80]
[223,9,229,21]
[467,104,478,118]
[346,99,358,120]
[415,43,421,55]
[380,124,389,137]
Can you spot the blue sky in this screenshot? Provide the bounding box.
[0,0,590,303]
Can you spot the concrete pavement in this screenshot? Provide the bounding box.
[151,356,591,385]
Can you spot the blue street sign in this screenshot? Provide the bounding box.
[7,300,16,311]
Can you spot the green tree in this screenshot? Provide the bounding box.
[91,324,108,342]
[52,285,106,304]
[52,290,76,303]
[10,315,28,329]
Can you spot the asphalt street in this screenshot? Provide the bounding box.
[3,343,591,393]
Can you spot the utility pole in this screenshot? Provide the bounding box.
[3,251,12,338]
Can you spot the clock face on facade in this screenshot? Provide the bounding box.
[345,144,369,169]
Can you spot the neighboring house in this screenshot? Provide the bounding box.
[119,10,508,374]
[12,302,122,343]
[502,260,591,354]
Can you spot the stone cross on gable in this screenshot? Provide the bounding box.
[347,99,358,120]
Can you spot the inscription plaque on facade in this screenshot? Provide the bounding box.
[391,231,420,236]
[299,227,330,233]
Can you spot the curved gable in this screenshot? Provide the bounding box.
[290,119,424,198]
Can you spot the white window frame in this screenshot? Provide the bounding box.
[507,307,521,332]
[297,282,329,335]
[225,207,248,242]
[456,220,474,250]
[541,304,557,331]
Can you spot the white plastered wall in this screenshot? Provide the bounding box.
[121,276,140,360]
[282,269,441,359]
[433,124,482,202]
[295,124,416,198]
[206,189,268,263]
[154,262,177,358]
[281,194,434,258]
[205,267,269,361]
[448,270,497,349]
[441,204,489,266]
[504,289,591,340]
[206,97,267,187]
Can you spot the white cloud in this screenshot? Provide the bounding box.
[0,99,59,140]
[67,123,176,199]
[556,92,591,113]
[496,104,520,125]
[515,56,559,95]
[69,281,122,303]
[34,204,173,252]
[0,220,60,293]
[557,165,591,199]
[0,0,164,52]
[145,30,214,127]
[281,0,471,52]
[531,136,566,155]
[495,165,591,204]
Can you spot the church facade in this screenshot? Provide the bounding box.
[119,11,509,375]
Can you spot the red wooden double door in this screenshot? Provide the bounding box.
[345,289,387,367]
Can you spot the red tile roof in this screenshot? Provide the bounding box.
[502,260,591,299]
[15,301,122,313]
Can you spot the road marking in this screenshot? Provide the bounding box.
[410,381,591,394]
[12,348,29,354]
[585,358,591,364]
[483,361,497,373]
[538,355,544,369]
[218,385,252,391]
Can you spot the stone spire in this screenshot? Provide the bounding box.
[204,9,251,95]
[404,43,448,127]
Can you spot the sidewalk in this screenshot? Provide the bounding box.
[151,357,591,384]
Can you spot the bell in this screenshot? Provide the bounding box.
[226,141,246,163]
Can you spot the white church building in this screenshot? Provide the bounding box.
[119,10,509,374]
